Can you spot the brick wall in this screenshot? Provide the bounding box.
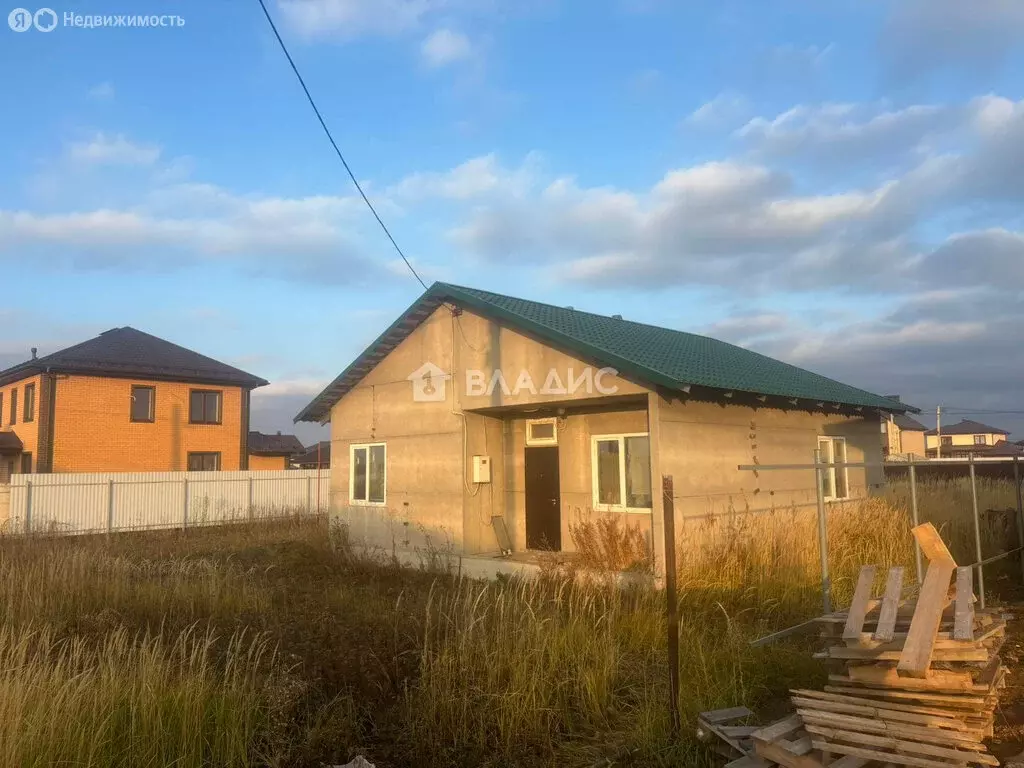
[0,374,41,471]
[51,375,246,473]
[249,454,289,471]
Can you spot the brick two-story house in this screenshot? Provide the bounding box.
[0,327,267,477]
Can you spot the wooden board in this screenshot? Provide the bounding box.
[872,566,904,643]
[790,695,986,736]
[843,665,974,690]
[819,646,990,662]
[910,522,956,566]
[700,706,754,724]
[895,560,956,678]
[823,684,991,710]
[805,725,999,765]
[843,565,878,640]
[792,688,993,724]
[796,708,987,749]
[810,739,985,768]
[953,566,975,642]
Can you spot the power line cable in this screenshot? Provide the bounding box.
[255,0,428,290]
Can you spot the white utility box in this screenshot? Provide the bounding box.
[472,455,492,483]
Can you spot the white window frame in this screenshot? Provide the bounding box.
[590,433,652,513]
[817,436,849,502]
[349,442,387,506]
[526,418,558,446]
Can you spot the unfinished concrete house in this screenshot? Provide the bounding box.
[296,283,915,576]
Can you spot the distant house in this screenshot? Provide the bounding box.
[880,396,927,459]
[924,419,1010,458]
[0,327,267,476]
[980,440,1024,457]
[247,431,304,470]
[291,441,330,469]
[296,282,913,575]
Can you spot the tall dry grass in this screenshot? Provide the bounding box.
[0,479,1016,766]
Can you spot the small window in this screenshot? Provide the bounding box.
[9,388,16,426]
[350,443,386,505]
[23,383,35,423]
[526,418,557,446]
[187,452,221,471]
[941,435,953,446]
[591,434,652,512]
[131,386,155,422]
[189,390,222,424]
[817,436,849,501]
[973,434,986,446]
[20,453,32,474]
[0,392,4,427]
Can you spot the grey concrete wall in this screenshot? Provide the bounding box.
[655,395,884,520]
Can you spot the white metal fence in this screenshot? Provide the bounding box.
[2,470,330,536]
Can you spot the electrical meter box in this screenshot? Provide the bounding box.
[472,455,492,483]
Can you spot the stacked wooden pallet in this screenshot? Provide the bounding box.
[789,522,1005,767]
[698,522,1007,767]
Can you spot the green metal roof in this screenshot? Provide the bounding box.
[296,282,915,422]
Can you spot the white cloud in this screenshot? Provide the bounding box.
[276,0,438,39]
[421,28,472,67]
[390,153,536,200]
[87,82,115,101]
[67,133,161,167]
[686,92,749,128]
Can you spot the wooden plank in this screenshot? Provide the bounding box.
[790,696,985,736]
[820,645,989,662]
[843,565,878,640]
[911,522,956,566]
[823,684,990,710]
[896,560,956,678]
[843,664,974,690]
[791,689,992,722]
[872,566,904,642]
[700,706,754,724]
[797,709,987,749]
[810,739,966,768]
[954,566,975,641]
[725,756,772,768]
[827,758,868,768]
[805,724,999,765]
[755,738,825,768]
[720,725,759,738]
[784,735,813,755]
[752,713,803,743]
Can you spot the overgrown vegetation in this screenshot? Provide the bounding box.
[0,477,1018,767]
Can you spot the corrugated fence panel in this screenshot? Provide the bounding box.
[6,470,330,536]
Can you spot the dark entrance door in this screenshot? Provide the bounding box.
[525,446,561,550]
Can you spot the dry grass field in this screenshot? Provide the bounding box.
[0,477,1020,767]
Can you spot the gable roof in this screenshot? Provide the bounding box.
[924,419,1009,436]
[291,441,330,466]
[982,440,1024,456]
[296,283,914,423]
[248,431,304,456]
[892,413,928,431]
[0,327,268,389]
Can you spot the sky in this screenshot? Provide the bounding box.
[3,0,1024,444]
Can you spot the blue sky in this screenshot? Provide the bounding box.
[3,0,1024,442]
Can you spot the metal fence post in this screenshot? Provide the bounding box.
[106,479,115,534]
[247,476,254,520]
[183,477,189,529]
[1015,456,1024,586]
[968,453,985,610]
[813,448,832,615]
[24,479,32,535]
[908,456,923,585]
[662,475,680,740]
[306,474,313,514]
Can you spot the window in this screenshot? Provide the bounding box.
[941,435,953,447]
[189,390,222,424]
[20,453,32,474]
[974,434,986,446]
[526,418,557,446]
[131,385,155,422]
[23,383,35,423]
[187,452,221,471]
[350,443,386,504]
[591,434,652,512]
[8,388,16,426]
[817,436,849,501]
[0,392,4,426]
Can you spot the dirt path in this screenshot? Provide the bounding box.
[991,597,1024,764]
